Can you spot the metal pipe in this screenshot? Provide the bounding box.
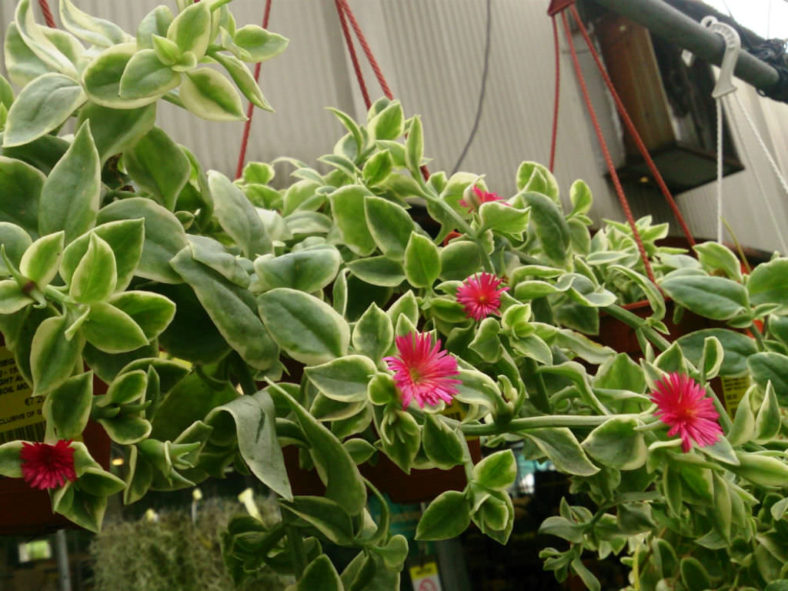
[54,529,72,591]
[589,0,780,92]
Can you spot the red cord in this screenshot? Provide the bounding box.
[568,6,695,247]
[234,0,273,179]
[561,12,656,283]
[548,16,561,173]
[337,0,394,101]
[38,0,56,27]
[334,0,372,109]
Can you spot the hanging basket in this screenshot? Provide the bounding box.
[0,340,111,535]
[597,298,725,356]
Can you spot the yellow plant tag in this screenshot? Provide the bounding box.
[0,347,45,442]
[721,374,750,418]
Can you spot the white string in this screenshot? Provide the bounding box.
[728,92,788,254]
[715,97,724,244]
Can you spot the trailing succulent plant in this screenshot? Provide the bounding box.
[1,1,788,590]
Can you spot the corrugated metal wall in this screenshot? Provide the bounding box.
[1,0,786,253]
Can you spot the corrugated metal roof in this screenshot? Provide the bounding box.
[1,0,785,252]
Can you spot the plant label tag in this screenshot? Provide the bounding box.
[0,347,44,443]
[409,561,442,591]
[720,374,750,418]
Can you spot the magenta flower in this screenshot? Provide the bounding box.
[384,332,461,409]
[650,373,723,453]
[459,186,507,212]
[456,273,508,320]
[20,440,77,490]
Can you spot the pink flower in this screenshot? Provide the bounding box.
[384,332,461,409]
[459,186,507,212]
[20,440,77,490]
[456,273,508,320]
[650,373,723,453]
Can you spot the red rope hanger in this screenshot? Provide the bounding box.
[559,10,657,283]
[234,0,273,179]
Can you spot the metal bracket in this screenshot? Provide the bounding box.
[700,16,741,98]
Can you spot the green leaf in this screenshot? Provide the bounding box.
[306,355,376,403]
[0,280,32,314]
[206,391,291,499]
[101,370,147,406]
[61,219,144,291]
[364,196,414,260]
[748,352,788,403]
[516,161,559,200]
[330,186,376,255]
[524,192,569,265]
[180,68,245,121]
[98,415,151,445]
[3,73,85,147]
[569,180,592,214]
[347,257,405,288]
[275,385,366,514]
[415,490,470,540]
[43,371,92,439]
[258,288,349,365]
[167,2,211,58]
[728,389,755,446]
[661,275,749,321]
[405,116,423,174]
[422,414,464,469]
[254,245,340,293]
[677,329,757,377]
[0,223,32,275]
[208,170,271,256]
[524,428,599,476]
[282,497,353,546]
[4,23,49,87]
[137,6,173,49]
[539,516,584,543]
[170,249,277,370]
[118,49,180,100]
[480,202,528,235]
[369,100,404,140]
[20,231,64,286]
[37,122,99,242]
[439,241,482,281]
[231,25,289,62]
[77,102,156,165]
[82,44,160,109]
[362,150,393,186]
[0,156,45,234]
[473,450,516,490]
[109,291,175,341]
[404,233,440,288]
[582,417,646,470]
[30,315,84,394]
[69,233,116,303]
[754,382,781,443]
[211,51,271,111]
[680,557,711,591]
[83,302,148,353]
[123,127,190,211]
[749,259,788,309]
[297,554,344,591]
[733,451,788,487]
[352,303,393,361]
[0,442,23,478]
[59,0,127,46]
[694,241,742,281]
[97,198,188,283]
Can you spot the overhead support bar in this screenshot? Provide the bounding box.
[589,0,780,94]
